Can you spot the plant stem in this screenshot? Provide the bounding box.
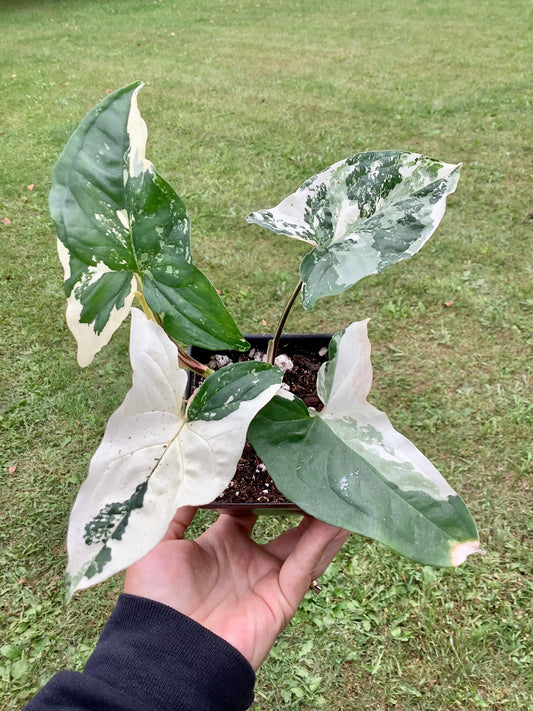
[176,344,214,378]
[156,320,213,378]
[134,288,158,323]
[267,279,303,364]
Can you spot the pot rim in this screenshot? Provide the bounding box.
[200,501,304,516]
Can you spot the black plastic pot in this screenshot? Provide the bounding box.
[187,334,331,516]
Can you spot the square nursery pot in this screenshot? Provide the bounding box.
[188,334,331,516]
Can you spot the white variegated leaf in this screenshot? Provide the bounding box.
[66,308,282,595]
[57,241,137,367]
[318,322,482,564]
[51,82,247,367]
[318,322,458,505]
[247,151,461,308]
[249,322,482,567]
[51,84,151,366]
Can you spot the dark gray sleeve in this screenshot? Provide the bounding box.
[24,594,256,711]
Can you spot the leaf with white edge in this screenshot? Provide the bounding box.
[248,321,482,567]
[66,308,281,596]
[247,151,461,308]
[50,82,247,366]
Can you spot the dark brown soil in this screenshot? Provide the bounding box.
[208,341,329,504]
[213,441,287,504]
[283,353,324,410]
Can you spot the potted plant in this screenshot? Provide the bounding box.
[186,332,333,514]
[49,81,483,598]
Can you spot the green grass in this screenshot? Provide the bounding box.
[1,0,532,708]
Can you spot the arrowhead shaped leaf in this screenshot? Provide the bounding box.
[248,321,482,567]
[247,151,461,308]
[50,82,247,366]
[67,308,282,595]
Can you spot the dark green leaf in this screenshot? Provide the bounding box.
[143,264,249,352]
[187,361,283,422]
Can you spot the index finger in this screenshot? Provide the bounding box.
[162,506,198,541]
[278,519,350,606]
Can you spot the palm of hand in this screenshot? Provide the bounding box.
[125,507,348,670]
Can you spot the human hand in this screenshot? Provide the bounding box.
[124,508,349,670]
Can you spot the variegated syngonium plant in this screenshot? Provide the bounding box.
[50,82,482,596]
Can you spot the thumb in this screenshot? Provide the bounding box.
[162,506,198,541]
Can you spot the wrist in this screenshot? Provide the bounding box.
[84,594,255,710]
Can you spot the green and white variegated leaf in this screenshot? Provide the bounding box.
[248,321,482,568]
[246,151,461,308]
[50,82,247,366]
[66,308,282,596]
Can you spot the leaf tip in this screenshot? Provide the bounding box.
[76,348,94,368]
[64,572,79,603]
[234,337,251,352]
[451,540,485,567]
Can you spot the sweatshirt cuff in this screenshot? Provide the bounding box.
[83,593,255,711]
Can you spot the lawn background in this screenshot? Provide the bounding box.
[0,0,532,709]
